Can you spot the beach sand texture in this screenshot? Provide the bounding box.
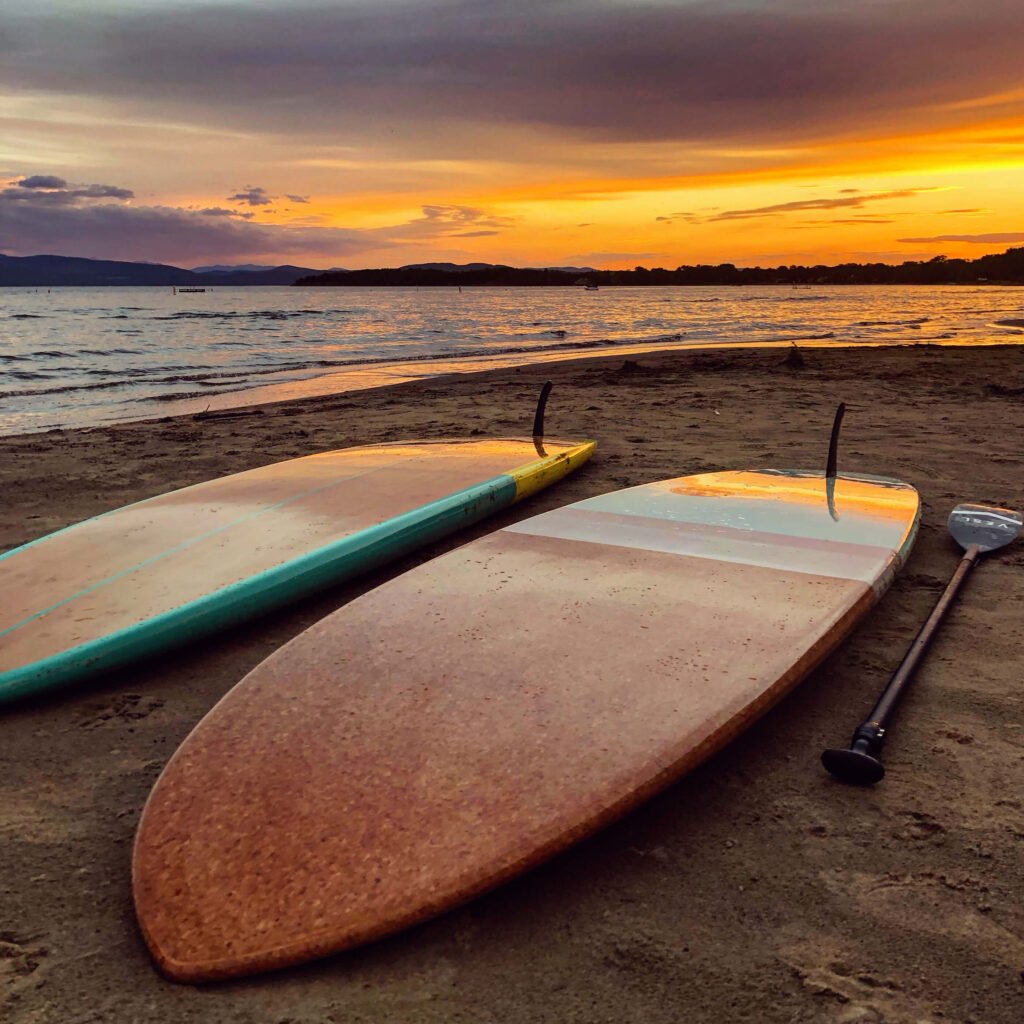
[2,343,1023,1022]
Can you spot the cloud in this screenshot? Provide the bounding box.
[0,175,514,264]
[198,207,241,217]
[417,205,511,227]
[388,205,516,240]
[197,207,255,219]
[0,177,135,206]
[17,175,67,189]
[656,211,700,225]
[0,198,392,264]
[656,189,940,227]
[74,183,134,199]
[3,1,1024,155]
[897,233,1024,244]
[708,189,939,222]
[227,186,312,208]
[228,186,272,207]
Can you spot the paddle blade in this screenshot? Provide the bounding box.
[948,504,1022,553]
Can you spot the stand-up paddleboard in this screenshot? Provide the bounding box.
[0,385,595,703]
[133,421,919,982]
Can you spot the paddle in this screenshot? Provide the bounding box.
[821,502,1022,785]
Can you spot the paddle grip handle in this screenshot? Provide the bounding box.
[848,722,885,758]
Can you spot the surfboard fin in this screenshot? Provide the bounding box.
[532,380,553,455]
[826,402,845,521]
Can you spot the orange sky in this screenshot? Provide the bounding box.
[2,1,1023,269]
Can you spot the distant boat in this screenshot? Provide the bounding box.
[584,283,599,291]
[174,287,207,294]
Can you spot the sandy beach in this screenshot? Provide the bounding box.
[2,342,1023,1023]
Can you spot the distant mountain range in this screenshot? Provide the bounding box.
[0,254,335,286]
[0,253,594,286]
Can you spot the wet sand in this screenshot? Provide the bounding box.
[2,343,1023,1023]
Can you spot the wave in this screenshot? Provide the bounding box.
[5,324,856,405]
[0,330,698,402]
[151,309,328,321]
[854,317,930,326]
[0,379,135,400]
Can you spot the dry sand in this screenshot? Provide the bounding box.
[2,343,1023,1023]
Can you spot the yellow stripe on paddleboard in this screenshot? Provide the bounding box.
[509,440,597,503]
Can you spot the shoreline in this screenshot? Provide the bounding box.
[11,330,1023,438]
[2,342,1023,1022]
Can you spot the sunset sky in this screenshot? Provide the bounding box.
[2,0,1023,269]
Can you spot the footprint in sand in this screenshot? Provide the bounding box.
[823,870,1024,968]
[75,693,165,730]
[781,936,936,1023]
[0,931,49,1007]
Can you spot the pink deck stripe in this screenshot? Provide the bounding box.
[504,507,896,583]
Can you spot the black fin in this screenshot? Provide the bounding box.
[826,402,845,480]
[826,402,845,521]
[532,380,553,439]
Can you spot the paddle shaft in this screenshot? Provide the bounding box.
[865,543,980,730]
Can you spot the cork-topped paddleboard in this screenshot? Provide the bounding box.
[0,423,594,703]
[133,467,919,982]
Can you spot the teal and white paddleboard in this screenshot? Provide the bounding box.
[0,434,595,703]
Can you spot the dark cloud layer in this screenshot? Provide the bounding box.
[4,1,1024,151]
[0,177,511,262]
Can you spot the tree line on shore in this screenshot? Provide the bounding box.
[297,247,1024,286]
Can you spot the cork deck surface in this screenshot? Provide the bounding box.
[132,470,919,982]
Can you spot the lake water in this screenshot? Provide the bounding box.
[2,285,1022,434]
